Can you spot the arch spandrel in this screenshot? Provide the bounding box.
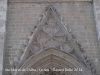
[12,5,96,75]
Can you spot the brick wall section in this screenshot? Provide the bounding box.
[4,1,100,75]
[0,0,7,75]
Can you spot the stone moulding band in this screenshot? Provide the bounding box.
[8,0,92,3]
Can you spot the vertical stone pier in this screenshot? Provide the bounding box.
[93,0,100,47]
[0,0,7,75]
[93,1,100,74]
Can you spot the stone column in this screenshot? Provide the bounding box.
[0,0,7,75]
[93,0,100,47]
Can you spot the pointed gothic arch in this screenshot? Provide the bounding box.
[15,49,92,75]
[12,5,96,75]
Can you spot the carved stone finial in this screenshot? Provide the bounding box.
[42,13,46,18]
[34,25,37,31]
[39,17,42,23]
[83,54,92,69]
[77,42,84,52]
[83,54,87,59]
[71,34,76,39]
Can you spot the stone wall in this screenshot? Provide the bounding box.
[0,0,7,75]
[4,1,100,75]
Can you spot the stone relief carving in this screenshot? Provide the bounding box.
[10,5,97,75]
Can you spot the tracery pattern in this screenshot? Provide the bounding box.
[31,18,71,53]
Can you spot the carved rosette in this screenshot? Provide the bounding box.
[30,18,72,54]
